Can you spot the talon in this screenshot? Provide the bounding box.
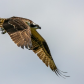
[1,30,6,34]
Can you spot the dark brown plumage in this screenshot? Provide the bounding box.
[0,16,69,78]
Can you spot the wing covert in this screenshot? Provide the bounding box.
[3,17,32,49]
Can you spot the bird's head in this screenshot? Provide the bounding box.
[26,21,41,30]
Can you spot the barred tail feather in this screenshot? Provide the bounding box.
[0,18,6,28]
[0,18,7,34]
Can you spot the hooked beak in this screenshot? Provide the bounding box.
[38,26,41,29]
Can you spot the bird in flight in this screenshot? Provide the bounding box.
[0,16,69,78]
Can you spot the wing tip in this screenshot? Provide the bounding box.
[54,68,70,78]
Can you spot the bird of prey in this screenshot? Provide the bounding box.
[0,16,69,78]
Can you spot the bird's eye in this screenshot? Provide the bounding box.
[32,22,36,25]
[30,24,36,27]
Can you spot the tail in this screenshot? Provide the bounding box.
[0,18,7,34]
[0,18,6,28]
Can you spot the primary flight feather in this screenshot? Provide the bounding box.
[0,16,69,78]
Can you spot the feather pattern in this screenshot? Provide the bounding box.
[0,16,69,78]
[31,29,69,78]
[3,17,32,49]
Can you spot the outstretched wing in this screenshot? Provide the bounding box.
[3,17,32,49]
[31,29,69,77]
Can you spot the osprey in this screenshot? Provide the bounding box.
[0,16,69,78]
